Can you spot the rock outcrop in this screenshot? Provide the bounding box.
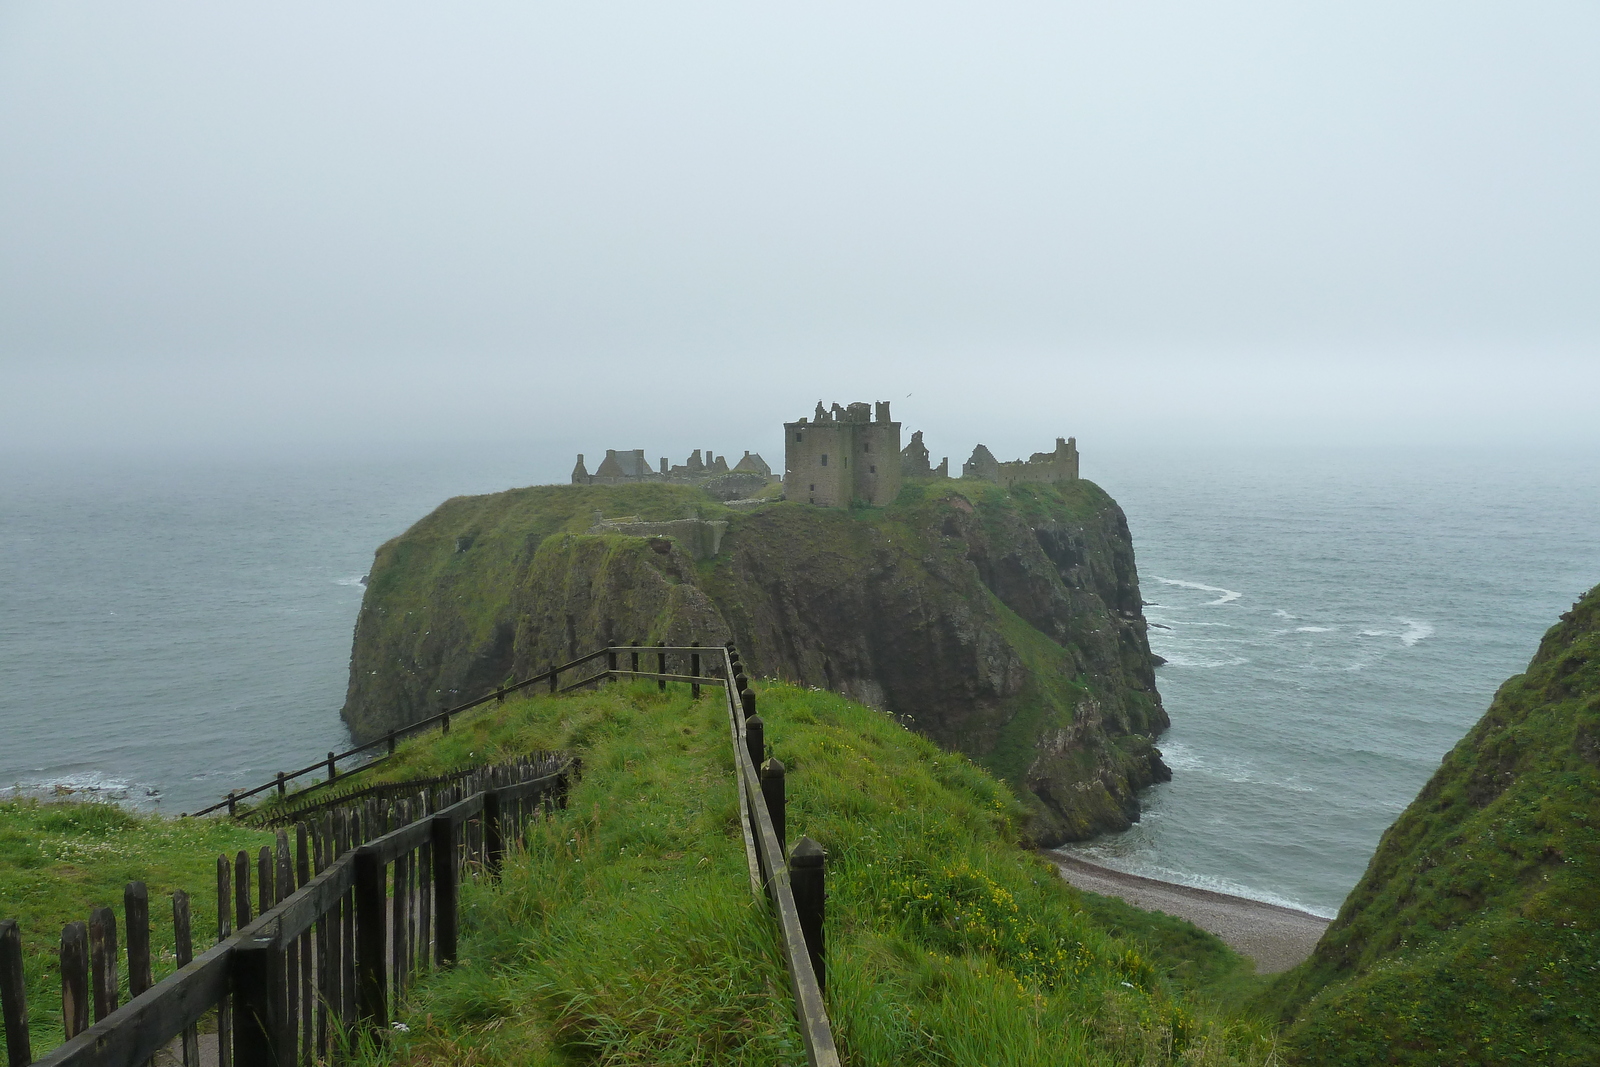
[342,478,1169,844]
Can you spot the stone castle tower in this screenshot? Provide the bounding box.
[783,401,901,507]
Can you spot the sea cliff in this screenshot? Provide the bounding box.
[342,478,1169,844]
[1268,582,1600,1064]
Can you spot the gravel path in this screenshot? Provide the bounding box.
[1046,852,1331,974]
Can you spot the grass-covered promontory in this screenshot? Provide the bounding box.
[343,478,1168,846]
[330,677,1269,1066]
[1266,583,1600,1064]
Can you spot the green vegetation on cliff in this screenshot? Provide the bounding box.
[329,678,1266,1066]
[343,479,1168,845]
[1267,584,1600,1064]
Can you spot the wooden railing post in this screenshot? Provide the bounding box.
[327,751,338,781]
[548,665,558,694]
[60,921,88,1040]
[276,772,286,798]
[789,837,827,995]
[740,687,757,720]
[0,920,31,1067]
[745,715,764,772]
[353,846,387,1031]
[386,731,397,755]
[88,906,118,1023]
[233,924,285,1067]
[441,709,450,735]
[607,649,617,672]
[430,815,459,965]
[760,759,786,857]
[630,641,639,673]
[125,880,152,1000]
[690,642,701,700]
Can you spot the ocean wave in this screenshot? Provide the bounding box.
[1293,626,1335,633]
[1398,618,1434,646]
[334,575,367,588]
[1155,650,1250,669]
[1,772,159,805]
[1150,576,1242,606]
[1272,609,1296,620]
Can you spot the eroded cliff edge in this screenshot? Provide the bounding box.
[342,478,1169,844]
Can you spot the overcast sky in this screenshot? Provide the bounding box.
[2,2,1597,465]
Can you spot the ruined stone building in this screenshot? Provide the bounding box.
[963,436,1080,487]
[783,401,901,507]
[899,431,950,479]
[572,447,774,492]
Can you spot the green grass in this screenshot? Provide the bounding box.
[0,800,272,1050]
[347,678,1272,1066]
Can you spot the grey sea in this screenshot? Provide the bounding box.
[3,444,1597,917]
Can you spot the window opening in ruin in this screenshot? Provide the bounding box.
[864,442,871,452]
[809,484,815,492]
[870,465,876,473]
[796,432,803,442]
[821,454,828,466]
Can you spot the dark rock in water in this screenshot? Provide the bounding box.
[342,480,1168,844]
[1150,653,1168,665]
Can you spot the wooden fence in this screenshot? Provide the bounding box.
[2,643,837,1067]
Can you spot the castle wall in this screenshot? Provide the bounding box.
[784,400,901,507]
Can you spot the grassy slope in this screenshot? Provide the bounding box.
[340,678,1267,1066]
[0,801,271,1050]
[1267,584,1600,1064]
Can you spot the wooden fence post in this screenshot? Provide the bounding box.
[740,688,756,719]
[430,815,458,965]
[386,731,397,755]
[0,920,31,1067]
[327,751,338,781]
[734,672,748,693]
[60,921,89,1040]
[690,642,701,700]
[548,666,558,694]
[353,846,387,1031]
[630,642,639,673]
[233,925,284,1067]
[760,758,786,857]
[125,881,152,1000]
[217,856,234,1067]
[745,715,764,772]
[235,851,252,931]
[173,890,200,1067]
[657,651,667,692]
[789,837,827,995]
[88,906,118,1023]
[276,772,286,798]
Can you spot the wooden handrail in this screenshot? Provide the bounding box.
[190,646,656,817]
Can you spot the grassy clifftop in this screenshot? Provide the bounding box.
[1268,583,1600,1063]
[344,479,1168,845]
[327,677,1268,1066]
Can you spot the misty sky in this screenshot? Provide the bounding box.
[2,2,1597,466]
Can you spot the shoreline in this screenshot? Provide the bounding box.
[1044,851,1331,974]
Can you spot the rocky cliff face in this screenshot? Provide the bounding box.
[1270,583,1600,1064]
[343,478,1168,844]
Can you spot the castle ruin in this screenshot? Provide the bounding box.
[783,401,901,507]
[572,446,776,497]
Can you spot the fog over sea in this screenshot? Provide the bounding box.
[3,444,1597,916]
